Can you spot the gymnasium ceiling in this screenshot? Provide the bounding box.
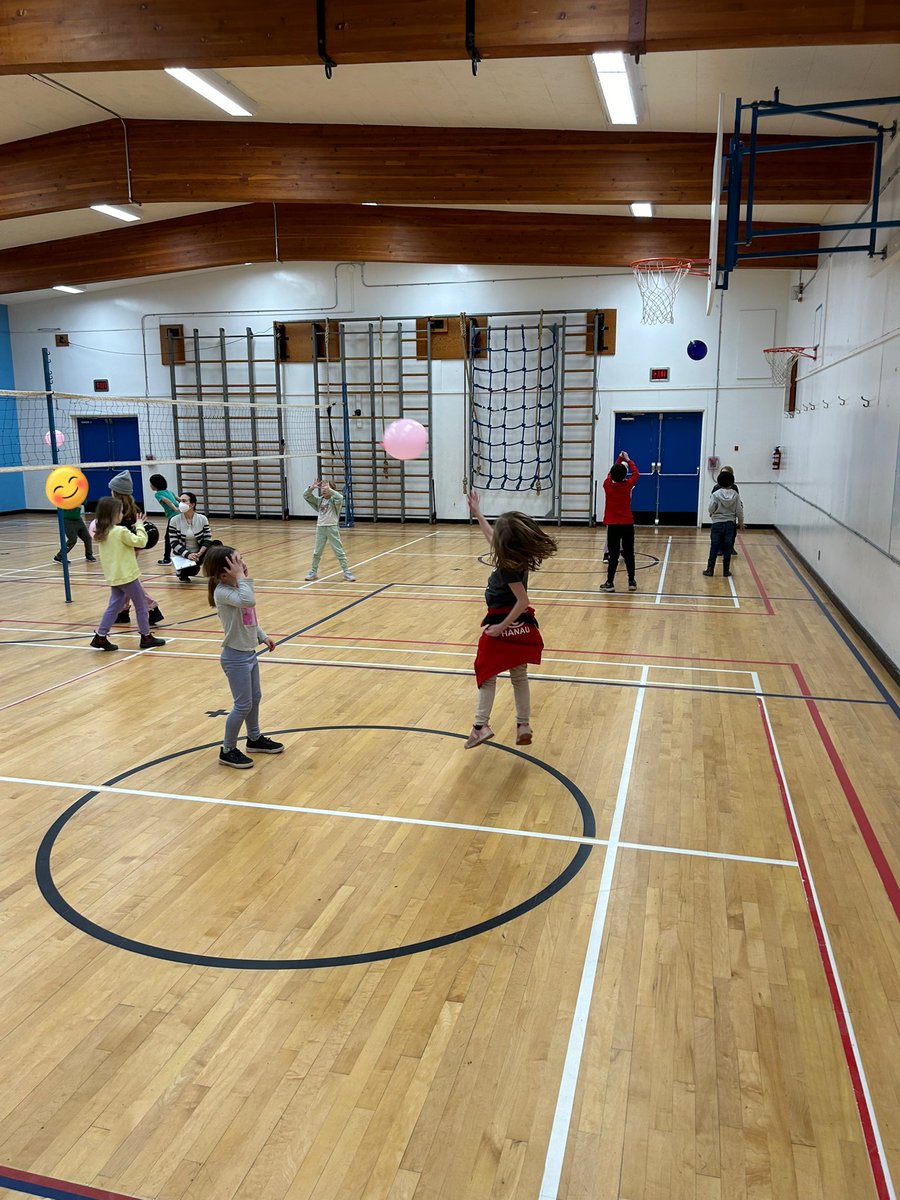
[0,2,898,299]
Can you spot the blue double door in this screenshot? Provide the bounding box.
[612,411,702,524]
[76,416,143,511]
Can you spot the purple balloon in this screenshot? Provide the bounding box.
[687,340,708,361]
[382,418,428,461]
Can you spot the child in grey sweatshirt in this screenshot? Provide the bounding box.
[204,543,284,769]
[704,469,744,578]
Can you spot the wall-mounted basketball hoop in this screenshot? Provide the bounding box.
[631,257,709,325]
[763,345,817,386]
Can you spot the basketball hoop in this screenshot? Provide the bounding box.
[763,346,817,386]
[631,258,710,326]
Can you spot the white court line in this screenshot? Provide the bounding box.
[387,589,736,611]
[302,530,438,590]
[655,535,673,605]
[0,773,797,867]
[752,673,896,1200]
[727,573,740,609]
[538,664,649,1199]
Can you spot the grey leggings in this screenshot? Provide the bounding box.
[220,646,262,749]
[475,664,530,725]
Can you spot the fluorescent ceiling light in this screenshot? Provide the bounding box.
[362,201,378,206]
[590,51,641,125]
[165,67,256,117]
[91,203,142,223]
[630,201,654,218]
[53,284,84,294]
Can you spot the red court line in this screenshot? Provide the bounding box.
[0,653,138,714]
[791,663,900,923]
[0,1163,144,1199]
[0,618,795,666]
[758,704,891,1200]
[736,534,775,615]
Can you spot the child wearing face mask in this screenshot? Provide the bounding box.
[169,491,214,581]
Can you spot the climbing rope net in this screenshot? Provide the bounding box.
[468,319,558,493]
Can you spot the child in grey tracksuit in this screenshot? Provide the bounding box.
[704,469,744,577]
[303,480,356,581]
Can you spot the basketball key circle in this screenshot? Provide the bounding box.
[36,725,596,971]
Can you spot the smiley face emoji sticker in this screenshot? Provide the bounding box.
[45,466,89,510]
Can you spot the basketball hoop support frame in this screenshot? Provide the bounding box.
[717,89,900,295]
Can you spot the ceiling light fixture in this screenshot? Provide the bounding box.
[630,201,654,218]
[362,201,378,206]
[90,203,142,223]
[164,67,256,117]
[590,51,642,125]
[53,285,85,294]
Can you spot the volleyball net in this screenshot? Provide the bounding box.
[0,388,319,474]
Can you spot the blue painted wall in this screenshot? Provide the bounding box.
[0,306,25,510]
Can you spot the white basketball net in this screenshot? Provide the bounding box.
[764,348,804,386]
[631,259,693,325]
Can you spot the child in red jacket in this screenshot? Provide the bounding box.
[600,451,640,592]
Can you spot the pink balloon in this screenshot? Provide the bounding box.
[382,418,428,461]
[88,519,97,538]
[44,430,65,447]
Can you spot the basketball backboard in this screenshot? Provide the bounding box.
[706,93,725,316]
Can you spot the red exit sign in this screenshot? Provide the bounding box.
[649,367,670,382]
[93,379,109,392]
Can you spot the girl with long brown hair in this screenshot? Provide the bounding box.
[464,490,558,749]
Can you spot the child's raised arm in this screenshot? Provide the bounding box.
[468,489,493,545]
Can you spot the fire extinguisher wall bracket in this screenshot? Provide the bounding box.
[772,446,782,470]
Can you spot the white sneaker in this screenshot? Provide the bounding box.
[343,572,357,581]
[305,570,318,581]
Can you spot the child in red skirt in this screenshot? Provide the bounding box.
[465,489,558,749]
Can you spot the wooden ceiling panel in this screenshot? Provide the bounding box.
[0,121,129,219]
[0,202,818,294]
[0,120,874,223]
[0,0,896,74]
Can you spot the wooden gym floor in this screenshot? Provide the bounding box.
[0,513,897,1200]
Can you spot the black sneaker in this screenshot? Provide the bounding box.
[220,747,253,769]
[602,552,609,563]
[599,581,615,592]
[85,555,97,562]
[148,606,165,625]
[246,735,284,754]
[114,610,131,624]
[702,569,714,577]
[53,554,63,563]
[90,634,118,651]
[139,633,166,648]
[157,558,171,565]
[723,571,732,577]
[628,579,637,591]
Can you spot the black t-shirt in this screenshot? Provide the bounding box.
[485,566,528,608]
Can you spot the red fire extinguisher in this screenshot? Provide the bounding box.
[772,446,782,471]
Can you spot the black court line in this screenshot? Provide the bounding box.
[187,650,888,708]
[268,582,395,653]
[36,726,596,971]
[776,546,900,720]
